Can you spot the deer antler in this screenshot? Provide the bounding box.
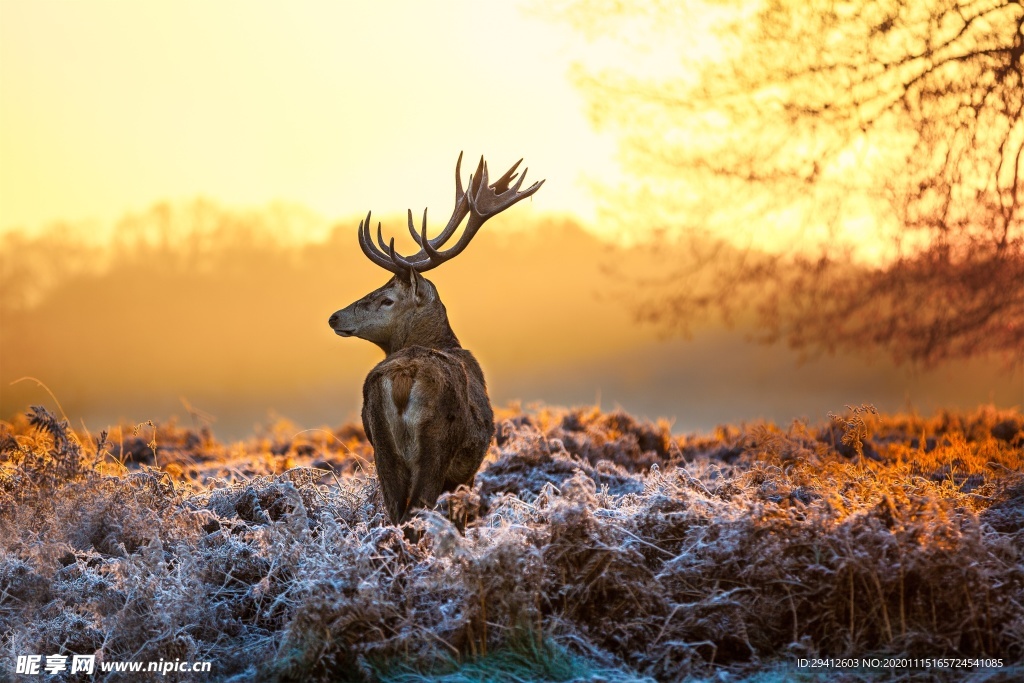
[358,152,544,275]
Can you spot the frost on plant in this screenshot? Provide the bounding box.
[0,404,1021,682]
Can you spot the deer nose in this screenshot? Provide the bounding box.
[329,314,338,328]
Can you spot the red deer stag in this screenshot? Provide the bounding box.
[329,153,543,525]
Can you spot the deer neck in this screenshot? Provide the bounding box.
[383,307,461,356]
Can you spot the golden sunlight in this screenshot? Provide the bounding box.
[2,0,1018,438]
[0,1,617,240]
[1,3,1021,676]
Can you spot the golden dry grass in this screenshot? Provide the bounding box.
[1,403,1021,681]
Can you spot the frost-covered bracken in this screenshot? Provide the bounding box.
[1,404,1022,682]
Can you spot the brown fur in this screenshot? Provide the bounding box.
[390,370,414,414]
[328,153,541,524]
[331,271,494,524]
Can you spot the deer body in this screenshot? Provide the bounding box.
[329,154,542,525]
[363,344,493,524]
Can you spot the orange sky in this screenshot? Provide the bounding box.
[0,2,623,240]
[4,1,1018,435]
[1,1,918,260]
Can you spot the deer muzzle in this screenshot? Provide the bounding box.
[328,312,355,337]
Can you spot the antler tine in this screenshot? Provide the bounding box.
[375,222,390,253]
[356,155,544,275]
[414,158,544,269]
[491,158,523,194]
[406,152,477,254]
[386,236,419,272]
[466,163,544,217]
[398,208,444,266]
[358,211,404,275]
[475,160,490,198]
[420,214,442,263]
[424,159,471,248]
[407,208,427,247]
[454,151,465,203]
[366,152,476,271]
[470,155,485,196]
[513,168,544,196]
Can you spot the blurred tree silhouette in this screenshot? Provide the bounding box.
[560,0,1023,364]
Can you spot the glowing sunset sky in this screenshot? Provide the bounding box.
[0,1,620,239]
[1,1,1019,435]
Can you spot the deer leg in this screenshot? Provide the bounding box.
[404,411,447,517]
[376,447,411,524]
[365,387,412,525]
[372,438,411,524]
[407,458,447,517]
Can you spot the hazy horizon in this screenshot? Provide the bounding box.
[2,3,1020,440]
[3,204,1019,440]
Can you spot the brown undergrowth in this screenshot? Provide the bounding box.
[0,404,1021,681]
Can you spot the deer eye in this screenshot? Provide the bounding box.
[381,297,394,307]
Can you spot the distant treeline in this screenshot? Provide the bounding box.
[1,200,1018,438]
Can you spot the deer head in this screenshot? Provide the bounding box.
[329,153,544,355]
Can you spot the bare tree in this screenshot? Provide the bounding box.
[558,0,1023,364]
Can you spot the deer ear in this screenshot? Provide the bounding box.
[405,268,424,300]
[411,270,434,303]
